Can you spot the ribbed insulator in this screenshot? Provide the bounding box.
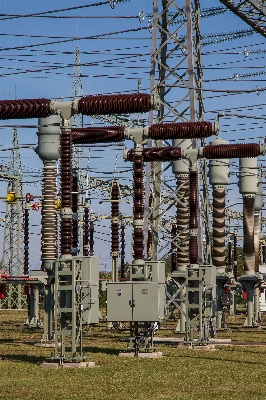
[24,208,29,275]
[176,177,189,267]
[42,165,57,260]
[171,223,177,272]
[0,98,51,120]
[83,207,89,256]
[254,213,260,272]
[72,126,125,144]
[233,233,238,280]
[111,182,119,253]
[189,170,198,264]
[228,240,232,268]
[89,220,94,255]
[120,224,125,278]
[263,244,266,265]
[78,93,151,115]
[60,130,72,256]
[126,149,135,162]
[203,143,260,159]
[189,236,198,265]
[133,228,144,260]
[149,121,213,140]
[133,152,144,260]
[243,196,255,272]
[143,146,181,162]
[212,187,226,268]
[72,171,78,255]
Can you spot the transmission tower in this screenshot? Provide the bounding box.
[1,129,26,308]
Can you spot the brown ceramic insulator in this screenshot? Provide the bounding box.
[24,208,29,275]
[0,98,51,119]
[72,126,125,144]
[78,93,151,115]
[176,177,189,267]
[111,182,119,253]
[254,213,260,272]
[203,143,260,159]
[60,130,72,256]
[133,152,144,260]
[89,220,94,255]
[126,147,182,162]
[120,224,125,278]
[171,223,177,272]
[263,244,266,265]
[149,121,213,139]
[72,171,78,255]
[189,170,198,264]
[83,208,89,256]
[212,187,226,268]
[133,228,144,260]
[243,196,255,273]
[233,233,238,280]
[189,236,198,265]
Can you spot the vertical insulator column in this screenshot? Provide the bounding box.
[72,170,78,256]
[254,212,261,272]
[24,208,29,275]
[243,196,255,273]
[60,128,73,256]
[233,231,238,280]
[121,222,125,278]
[133,151,144,261]
[89,220,94,256]
[189,168,198,265]
[228,238,232,271]
[176,177,190,270]
[111,182,119,253]
[42,164,58,262]
[212,187,226,271]
[147,192,153,258]
[171,223,177,273]
[83,206,89,256]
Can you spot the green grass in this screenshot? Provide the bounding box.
[1,309,266,400]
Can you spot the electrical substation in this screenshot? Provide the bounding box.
[0,0,266,372]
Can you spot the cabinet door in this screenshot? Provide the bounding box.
[132,283,159,322]
[106,283,132,322]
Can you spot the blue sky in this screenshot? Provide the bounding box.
[0,0,265,270]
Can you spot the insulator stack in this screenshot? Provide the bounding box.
[42,164,57,261]
[203,143,260,159]
[83,207,89,256]
[189,170,198,264]
[212,188,226,269]
[233,233,238,280]
[126,147,181,162]
[176,177,190,269]
[133,152,144,260]
[78,93,151,115]
[263,244,266,265]
[149,121,213,139]
[24,208,29,275]
[89,220,94,256]
[60,130,72,256]
[171,224,177,273]
[121,224,125,278]
[72,171,78,255]
[72,126,125,144]
[147,192,153,258]
[228,240,232,269]
[111,182,119,253]
[0,98,51,119]
[243,196,255,273]
[254,213,260,272]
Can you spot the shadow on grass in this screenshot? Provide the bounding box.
[1,353,46,364]
[82,345,122,355]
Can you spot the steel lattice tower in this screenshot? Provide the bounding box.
[1,129,26,308]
